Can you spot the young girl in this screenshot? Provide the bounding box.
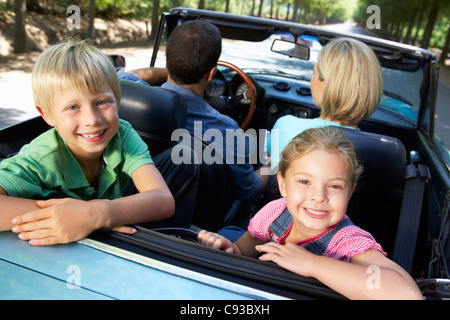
[198,126,422,299]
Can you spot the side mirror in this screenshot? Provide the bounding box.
[271,39,310,60]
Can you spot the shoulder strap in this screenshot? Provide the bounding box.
[392,164,430,274]
[269,207,292,239]
[304,219,354,255]
[269,207,354,255]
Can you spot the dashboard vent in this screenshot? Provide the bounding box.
[273,81,291,91]
[296,87,311,96]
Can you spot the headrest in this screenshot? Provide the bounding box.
[118,81,187,140]
[340,128,407,189]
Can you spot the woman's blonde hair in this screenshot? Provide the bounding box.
[279,126,363,186]
[31,40,121,116]
[317,37,382,127]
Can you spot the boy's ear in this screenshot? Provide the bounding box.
[36,106,55,127]
[277,171,287,198]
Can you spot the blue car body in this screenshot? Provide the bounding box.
[0,231,282,300]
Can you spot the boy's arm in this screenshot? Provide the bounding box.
[0,186,39,232]
[101,163,175,228]
[10,163,175,246]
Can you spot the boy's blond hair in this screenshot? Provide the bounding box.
[317,38,382,127]
[31,40,121,116]
[279,126,363,187]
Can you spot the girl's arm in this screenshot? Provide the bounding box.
[198,230,264,257]
[256,242,423,300]
[9,163,175,246]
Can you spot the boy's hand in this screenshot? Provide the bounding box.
[197,229,241,255]
[11,198,106,246]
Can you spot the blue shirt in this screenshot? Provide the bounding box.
[161,82,262,201]
[268,116,356,169]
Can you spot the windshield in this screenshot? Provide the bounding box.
[153,23,424,123]
[220,32,423,122]
[220,33,321,81]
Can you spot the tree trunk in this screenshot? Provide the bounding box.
[150,0,160,40]
[412,3,425,45]
[421,0,439,49]
[403,7,417,44]
[87,0,96,39]
[13,0,26,54]
[438,27,450,65]
[257,0,263,17]
[198,0,206,10]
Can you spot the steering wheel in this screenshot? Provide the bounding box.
[216,61,257,130]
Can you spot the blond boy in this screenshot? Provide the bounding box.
[0,40,175,245]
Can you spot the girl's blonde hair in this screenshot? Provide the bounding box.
[31,40,121,116]
[279,126,363,186]
[317,38,382,127]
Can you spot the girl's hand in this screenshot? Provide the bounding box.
[197,230,242,255]
[256,242,316,277]
[11,198,106,246]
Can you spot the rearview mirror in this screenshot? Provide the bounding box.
[271,39,310,60]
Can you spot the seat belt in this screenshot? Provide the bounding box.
[392,163,430,274]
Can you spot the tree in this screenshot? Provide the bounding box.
[150,0,160,40]
[439,27,449,65]
[87,0,96,39]
[13,0,26,53]
[421,0,439,49]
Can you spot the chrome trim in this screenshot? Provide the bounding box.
[78,238,288,300]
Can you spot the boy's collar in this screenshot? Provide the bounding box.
[55,130,122,190]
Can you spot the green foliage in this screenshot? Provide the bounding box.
[353,0,449,51]
[4,0,447,51]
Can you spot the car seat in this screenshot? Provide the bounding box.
[340,128,407,256]
[119,81,187,156]
[118,81,231,231]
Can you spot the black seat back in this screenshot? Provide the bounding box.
[341,128,407,255]
[119,81,230,230]
[119,81,187,155]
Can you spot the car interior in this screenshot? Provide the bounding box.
[116,80,428,276]
[0,9,443,297]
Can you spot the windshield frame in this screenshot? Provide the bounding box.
[151,9,439,131]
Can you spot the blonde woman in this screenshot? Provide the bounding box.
[268,37,383,169]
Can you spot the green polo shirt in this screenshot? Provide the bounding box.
[0,119,153,200]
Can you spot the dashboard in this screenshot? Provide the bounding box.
[204,69,320,130]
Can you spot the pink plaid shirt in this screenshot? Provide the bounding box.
[248,198,386,262]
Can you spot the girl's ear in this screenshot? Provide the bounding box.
[36,106,55,127]
[277,171,287,198]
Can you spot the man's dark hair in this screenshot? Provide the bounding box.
[166,20,222,85]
